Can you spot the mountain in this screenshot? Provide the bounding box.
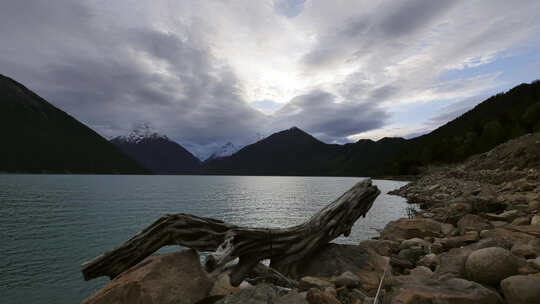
[389,80,540,175]
[0,74,147,174]
[111,126,201,174]
[205,142,238,162]
[202,127,343,175]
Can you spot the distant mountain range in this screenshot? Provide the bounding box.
[205,142,238,162]
[0,74,146,174]
[3,74,539,176]
[111,126,200,174]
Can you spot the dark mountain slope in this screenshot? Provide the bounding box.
[0,74,147,174]
[391,80,540,174]
[202,127,344,175]
[111,131,200,174]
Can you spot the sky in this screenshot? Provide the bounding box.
[1,0,540,159]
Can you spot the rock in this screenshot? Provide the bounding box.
[306,288,340,304]
[440,223,455,236]
[275,290,308,304]
[532,214,540,225]
[485,209,522,222]
[380,218,444,241]
[490,220,508,228]
[81,250,213,304]
[457,214,492,235]
[511,239,540,259]
[480,228,536,248]
[511,224,540,237]
[323,287,337,298]
[209,272,252,296]
[295,244,389,290]
[348,289,367,303]
[333,271,360,288]
[532,257,540,269]
[217,284,277,304]
[528,200,540,212]
[436,239,503,279]
[410,266,433,278]
[438,231,479,250]
[500,275,540,304]
[511,216,531,226]
[357,239,398,256]
[398,246,427,265]
[299,277,334,291]
[399,237,429,250]
[417,253,439,271]
[465,247,520,285]
[384,276,503,304]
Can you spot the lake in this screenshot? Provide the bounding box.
[0,175,408,304]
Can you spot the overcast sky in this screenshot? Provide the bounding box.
[2,0,540,158]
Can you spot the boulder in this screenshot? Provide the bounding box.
[295,244,388,290]
[410,266,433,278]
[528,200,540,212]
[417,253,439,271]
[436,239,503,279]
[332,271,360,288]
[217,284,277,304]
[480,228,535,248]
[511,239,540,259]
[500,275,540,304]
[380,218,443,241]
[306,288,340,304]
[398,246,427,265]
[81,250,213,304]
[457,214,492,235]
[438,231,479,250]
[465,247,520,285]
[383,276,503,304]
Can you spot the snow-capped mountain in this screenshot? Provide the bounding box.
[116,123,168,144]
[111,125,201,174]
[205,142,238,161]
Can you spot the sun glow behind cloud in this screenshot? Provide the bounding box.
[1,0,540,157]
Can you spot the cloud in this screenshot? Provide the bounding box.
[271,90,389,143]
[1,0,540,158]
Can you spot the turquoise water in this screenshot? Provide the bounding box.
[0,175,408,303]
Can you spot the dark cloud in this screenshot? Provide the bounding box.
[302,0,458,69]
[272,90,389,143]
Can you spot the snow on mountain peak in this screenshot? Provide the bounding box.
[120,123,168,144]
[206,142,238,161]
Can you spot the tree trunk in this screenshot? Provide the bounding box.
[81,178,380,286]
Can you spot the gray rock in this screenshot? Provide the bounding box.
[398,246,427,265]
[417,253,439,270]
[333,271,360,288]
[500,275,540,304]
[485,210,522,222]
[358,239,398,256]
[511,216,530,226]
[436,239,503,279]
[465,247,520,285]
[457,214,492,235]
[410,266,433,278]
[399,237,429,250]
[217,284,277,304]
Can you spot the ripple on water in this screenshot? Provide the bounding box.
[0,175,408,304]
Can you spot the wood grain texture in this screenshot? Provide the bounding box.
[81,178,380,285]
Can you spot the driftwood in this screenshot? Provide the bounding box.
[81,178,380,286]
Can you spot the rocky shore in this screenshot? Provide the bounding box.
[82,133,540,304]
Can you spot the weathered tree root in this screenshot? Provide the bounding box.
[81,178,380,286]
